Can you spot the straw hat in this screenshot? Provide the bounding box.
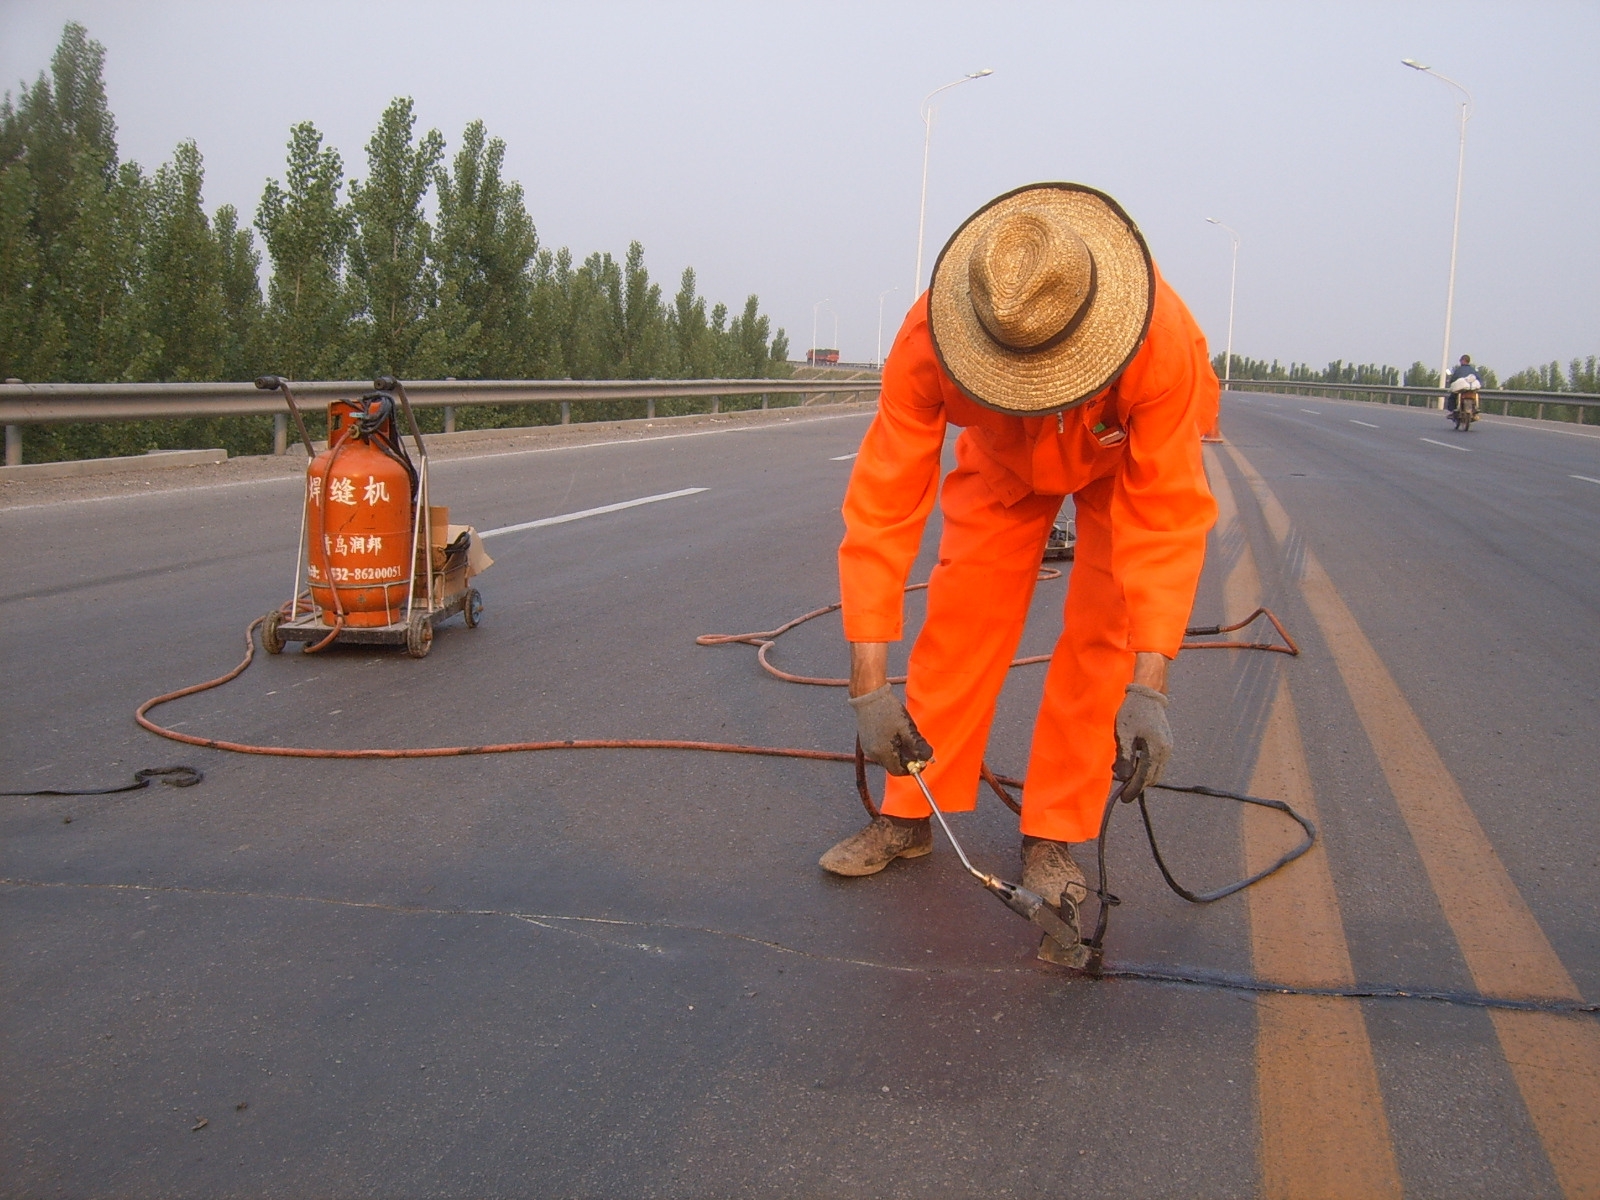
[929,183,1154,415]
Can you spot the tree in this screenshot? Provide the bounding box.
[1503,361,1564,391]
[1403,361,1439,388]
[0,158,64,381]
[132,139,224,381]
[256,122,351,380]
[671,267,713,377]
[1569,356,1598,394]
[346,97,444,378]
[214,203,264,380]
[431,120,537,378]
[0,20,142,382]
[615,241,668,377]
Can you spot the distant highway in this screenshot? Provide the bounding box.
[2,394,1595,1197]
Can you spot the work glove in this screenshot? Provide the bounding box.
[1113,683,1172,789]
[849,685,934,776]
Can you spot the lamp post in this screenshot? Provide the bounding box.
[811,298,830,367]
[1201,218,1239,445]
[1205,218,1240,391]
[1403,59,1472,408]
[913,69,993,299]
[876,287,900,368]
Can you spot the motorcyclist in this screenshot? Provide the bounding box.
[1445,354,1486,413]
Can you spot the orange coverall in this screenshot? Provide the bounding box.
[838,268,1219,843]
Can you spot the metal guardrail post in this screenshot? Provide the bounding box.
[711,396,720,415]
[3,377,18,465]
[443,406,456,434]
[647,398,655,420]
[273,412,287,456]
[560,401,570,425]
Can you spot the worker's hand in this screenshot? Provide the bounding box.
[849,685,934,776]
[1113,683,1172,787]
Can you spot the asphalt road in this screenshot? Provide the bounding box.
[2,395,1597,1198]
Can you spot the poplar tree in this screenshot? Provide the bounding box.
[134,140,224,381]
[617,241,668,378]
[0,21,143,382]
[671,267,714,377]
[256,122,352,380]
[0,158,58,380]
[214,203,264,380]
[727,294,777,379]
[432,120,537,378]
[346,97,444,378]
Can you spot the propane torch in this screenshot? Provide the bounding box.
[903,759,1088,966]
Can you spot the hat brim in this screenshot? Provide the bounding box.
[929,183,1154,415]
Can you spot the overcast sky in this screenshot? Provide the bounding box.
[2,1,1596,375]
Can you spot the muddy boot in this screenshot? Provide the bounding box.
[1022,836,1088,964]
[818,814,932,877]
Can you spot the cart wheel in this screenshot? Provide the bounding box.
[406,611,434,658]
[463,588,484,629]
[262,609,287,655]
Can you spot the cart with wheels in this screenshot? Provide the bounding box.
[256,375,492,659]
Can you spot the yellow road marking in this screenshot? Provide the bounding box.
[1223,442,1600,1198]
[1209,455,1402,1197]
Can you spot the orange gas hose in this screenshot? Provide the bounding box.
[137,578,1293,782]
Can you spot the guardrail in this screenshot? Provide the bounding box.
[1222,378,1600,419]
[0,376,881,466]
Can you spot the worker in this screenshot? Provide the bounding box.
[821,183,1220,945]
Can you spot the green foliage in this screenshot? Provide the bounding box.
[214,203,264,380]
[1211,354,1401,386]
[432,120,537,378]
[134,140,224,381]
[1500,358,1598,394]
[1403,361,1439,388]
[255,122,351,380]
[346,98,445,378]
[1570,356,1599,394]
[3,23,791,463]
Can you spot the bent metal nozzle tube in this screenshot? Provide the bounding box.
[905,761,1083,960]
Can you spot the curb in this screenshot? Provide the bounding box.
[0,447,228,481]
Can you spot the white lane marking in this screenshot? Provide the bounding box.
[1572,475,1600,486]
[479,488,707,539]
[830,452,858,461]
[1349,420,1380,429]
[1300,409,1322,414]
[0,410,878,514]
[1419,437,1470,452]
[452,408,874,463]
[1480,417,1600,441]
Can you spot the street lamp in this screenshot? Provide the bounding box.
[811,297,830,367]
[876,287,900,368]
[1403,58,1472,407]
[1205,218,1240,392]
[913,69,993,298]
[1202,218,1239,445]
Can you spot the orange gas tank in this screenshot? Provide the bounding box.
[306,393,418,627]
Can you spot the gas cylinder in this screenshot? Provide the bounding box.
[305,393,418,627]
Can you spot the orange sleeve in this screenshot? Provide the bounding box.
[838,297,948,642]
[1109,278,1220,658]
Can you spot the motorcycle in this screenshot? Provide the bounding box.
[1448,376,1482,432]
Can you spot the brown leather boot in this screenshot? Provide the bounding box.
[818,815,932,877]
[1021,836,1089,908]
